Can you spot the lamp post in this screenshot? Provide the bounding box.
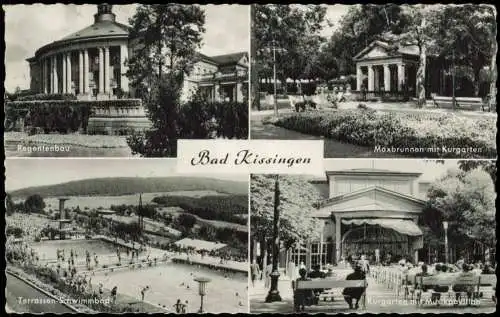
[272,39,278,117]
[451,51,456,110]
[266,174,281,302]
[194,276,211,313]
[443,221,449,264]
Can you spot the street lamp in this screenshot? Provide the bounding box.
[451,51,456,110]
[266,174,281,302]
[443,221,449,264]
[194,276,211,313]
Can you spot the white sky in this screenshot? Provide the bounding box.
[320,4,351,38]
[5,159,249,191]
[3,4,249,92]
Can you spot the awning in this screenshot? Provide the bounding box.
[341,219,423,236]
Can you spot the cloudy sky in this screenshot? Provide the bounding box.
[320,4,351,38]
[3,4,249,92]
[5,159,248,191]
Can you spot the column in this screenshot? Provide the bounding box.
[62,53,67,93]
[367,65,374,91]
[335,215,341,264]
[397,63,404,91]
[83,49,89,94]
[104,46,110,94]
[67,53,72,94]
[43,58,49,94]
[79,51,84,95]
[98,47,104,94]
[53,55,59,94]
[120,44,129,93]
[356,66,362,91]
[384,64,391,92]
[49,57,54,93]
[319,227,324,270]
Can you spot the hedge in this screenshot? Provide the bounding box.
[16,93,77,101]
[273,109,496,158]
[5,99,142,133]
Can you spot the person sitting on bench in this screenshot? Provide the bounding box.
[342,262,366,309]
[308,264,326,304]
[294,268,315,312]
[452,263,476,306]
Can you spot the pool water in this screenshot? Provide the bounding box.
[93,262,248,313]
[31,239,118,260]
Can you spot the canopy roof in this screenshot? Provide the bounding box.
[342,218,423,236]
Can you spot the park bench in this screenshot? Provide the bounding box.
[415,274,496,307]
[431,95,489,111]
[293,278,367,312]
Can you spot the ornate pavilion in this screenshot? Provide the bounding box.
[282,168,428,270]
[27,4,248,103]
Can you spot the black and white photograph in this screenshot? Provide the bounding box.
[249,159,496,313]
[250,4,497,158]
[5,159,249,313]
[4,4,249,158]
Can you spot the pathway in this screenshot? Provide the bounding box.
[250,275,496,313]
[6,272,76,313]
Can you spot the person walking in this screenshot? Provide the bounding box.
[264,263,273,288]
[250,259,260,287]
[111,286,117,305]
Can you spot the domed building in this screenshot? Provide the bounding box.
[27,4,132,100]
[27,4,249,103]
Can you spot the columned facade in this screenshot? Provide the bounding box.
[27,4,131,100]
[353,40,420,98]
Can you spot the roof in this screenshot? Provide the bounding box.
[210,52,247,66]
[61,20,130,42]
[353,40,420,61]
[318,185,426,209]
[326,168,422,177]
[195,52,247,66]
[174,238,227,251]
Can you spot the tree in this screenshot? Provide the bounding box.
[6,194,15,216]
[254,5,328,95]
[24,194,45,213]
[250,175,322,249]
[126,5,206,157]
[457,159,496,185]
[178,213,197,233]
[398,5,435,107]
[127,5,206,85]
[424,167,496,248]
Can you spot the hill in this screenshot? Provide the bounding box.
[8,177,248,198]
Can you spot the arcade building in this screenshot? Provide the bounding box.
[26,4,248,103]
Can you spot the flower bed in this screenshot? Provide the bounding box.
[272,109,496,158]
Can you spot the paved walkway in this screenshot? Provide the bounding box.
[250,275,496,314]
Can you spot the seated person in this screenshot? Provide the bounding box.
[308,265,326,304]
[482,263,495,274]
[293,268,315,312]
[342,262,367,309]
[452,264,476,305]
[415,264,433,293]
[431,264,450,303]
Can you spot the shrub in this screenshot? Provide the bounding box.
[5,99,142,133]
[16,93,77,101]
[273,110,496,158]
